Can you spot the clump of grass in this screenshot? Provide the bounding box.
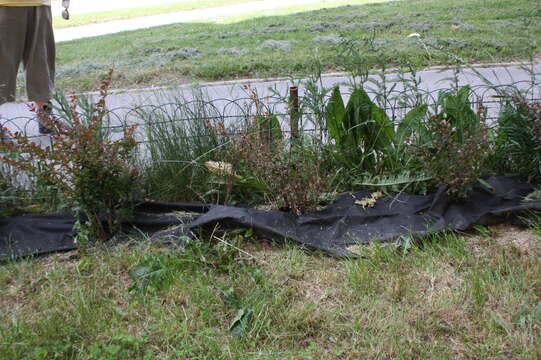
[494,97,541,179]
[0,161,23,218]
[139,92,231,203]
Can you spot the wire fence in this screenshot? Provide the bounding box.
[1,71,541,146]
[1,77,541,196]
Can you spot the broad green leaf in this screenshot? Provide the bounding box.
[345,89,395,166]
[230,308,254,337]
[325,86,346,145]
[438,86,480,142]
[326,86,398,171]
[368,103,395,150]
[344,88,372,147]
[397,104,429,143]
[355,173,432,187]
[345,89,395,149]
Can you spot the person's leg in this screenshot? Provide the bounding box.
[24,5,55,103]
[0,7,27,105]
[0,7,28,139]
[23,6,55,133]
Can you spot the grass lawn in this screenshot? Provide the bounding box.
[52,0,258,29]
[53,0,541,93]
[1,225,539,359]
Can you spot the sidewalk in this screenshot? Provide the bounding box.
[51,0,190,16]
[54,0,332,42]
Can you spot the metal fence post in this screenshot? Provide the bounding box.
[289,86,300,141]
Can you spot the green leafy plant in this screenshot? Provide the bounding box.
[325,86,394,171]
[0,71,140,241]
[129,249,188,296]
[325,86,429,175]
[494,96,541,179]
[222,286,254,338]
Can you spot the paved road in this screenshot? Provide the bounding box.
[54,0,334,42]
[1,61,540,138]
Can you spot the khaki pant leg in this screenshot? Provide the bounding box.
[0,7,27,105]
[24,6,55,102]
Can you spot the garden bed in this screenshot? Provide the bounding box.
[2,64,541,256]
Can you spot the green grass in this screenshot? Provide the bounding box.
[139,93,233,203]
[54,0,541,93]
[52,0,258,29]
[1,225,539,359]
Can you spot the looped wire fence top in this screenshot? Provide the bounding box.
[1,63,540,144]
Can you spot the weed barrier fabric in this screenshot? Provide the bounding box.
[0,203,206,260]
[1,176,541,260]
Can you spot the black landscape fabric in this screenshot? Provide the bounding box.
[1,176,541,260]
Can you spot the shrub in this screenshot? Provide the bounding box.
[232,115,329,215]
[0,71,140,242]
[494,97,541,179]
[412,87,491,199]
